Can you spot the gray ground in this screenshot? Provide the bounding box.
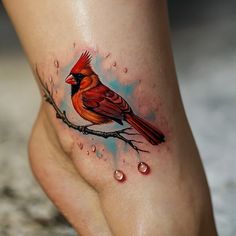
[0,1,235,236]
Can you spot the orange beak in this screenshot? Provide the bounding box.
[65,74,77,85]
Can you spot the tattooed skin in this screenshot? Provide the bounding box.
[37,50,165,182]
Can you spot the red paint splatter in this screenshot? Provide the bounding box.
[114,170,126,182]
[138,162,150,175]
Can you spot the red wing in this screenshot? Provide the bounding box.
[82,84,131,124]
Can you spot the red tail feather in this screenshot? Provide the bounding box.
[125,114,165,145]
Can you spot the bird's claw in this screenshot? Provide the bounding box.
[81,126,88,134]
[56,113,61,119]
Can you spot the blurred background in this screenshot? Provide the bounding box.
[0,0,235,235]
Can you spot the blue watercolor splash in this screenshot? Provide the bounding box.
[104,138,117,155]
[144,111,156,122]
[103,138,119,166]
[60,99,68,111]
[93,54,137,101]
[96,150,103,158]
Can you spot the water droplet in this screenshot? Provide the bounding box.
[123,67,128,73]
[78,143,83,150]
[97,153,103,158]
[105,52,110,58]
[91,145,96,152]
[49,76,53,83]
[54,60,59,68]
[138,162,150,175]
[95,47,99,53]
[114,170,126,182]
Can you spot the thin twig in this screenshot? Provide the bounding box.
[35,65,149,153]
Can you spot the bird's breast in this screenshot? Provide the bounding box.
[72,92,110,124]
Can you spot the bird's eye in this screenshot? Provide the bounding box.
[73,73,84,79]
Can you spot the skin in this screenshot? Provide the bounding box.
[3,0,218,235]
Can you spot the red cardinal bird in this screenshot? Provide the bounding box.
[65,51,165,145]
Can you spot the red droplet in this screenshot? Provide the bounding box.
[138,162,150,175]
[123,67,128,73]
[114,170,126,182]
[91,145,96,152]
[54,60,59,68]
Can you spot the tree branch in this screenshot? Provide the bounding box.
[35,65,149,153]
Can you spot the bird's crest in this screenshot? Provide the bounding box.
[71,51,92,74]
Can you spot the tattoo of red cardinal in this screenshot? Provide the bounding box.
[65,51,165,145]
